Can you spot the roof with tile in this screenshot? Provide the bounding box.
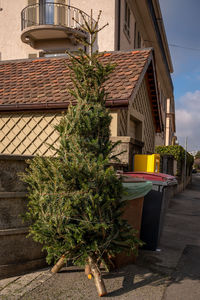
[0,49,153,105]
[0,49,161,131]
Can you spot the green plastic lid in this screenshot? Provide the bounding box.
[121,180,152,201]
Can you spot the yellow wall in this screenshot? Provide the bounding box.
[0,112,62,156]
[0,110,126,156]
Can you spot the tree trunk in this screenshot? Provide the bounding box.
[85,264,92,276]
[88,256,107,297]
[51,255,66,273]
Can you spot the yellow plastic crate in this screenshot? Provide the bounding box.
[134,154,160,173]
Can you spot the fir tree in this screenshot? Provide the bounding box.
[22,11,142,296]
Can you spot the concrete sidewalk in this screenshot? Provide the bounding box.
[1,174,200,299]
[0,265,169,300]
[138,173,200,299]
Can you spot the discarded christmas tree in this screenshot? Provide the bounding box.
[22,11,142,297]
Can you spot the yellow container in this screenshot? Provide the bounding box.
[134,154,160,173]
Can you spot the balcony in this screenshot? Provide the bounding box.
[21,3,92,46]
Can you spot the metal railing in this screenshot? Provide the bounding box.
[21,3,93,32]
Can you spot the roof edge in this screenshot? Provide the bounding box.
[0,99,129,112]
[128,50,153,102]
[0,48,153,65]
[128,49,163,133]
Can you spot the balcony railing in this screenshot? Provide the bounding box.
[21,3,93,32]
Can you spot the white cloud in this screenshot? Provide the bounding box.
[176,90,200,150]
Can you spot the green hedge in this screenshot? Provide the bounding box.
[155,145,194,166]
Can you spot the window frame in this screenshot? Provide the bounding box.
[124,0,131,38]
[39,0,55,25]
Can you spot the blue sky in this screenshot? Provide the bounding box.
[159,0,200,151]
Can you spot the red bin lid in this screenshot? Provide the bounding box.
[124,172,176,182]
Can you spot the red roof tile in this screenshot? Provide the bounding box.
[0,49,153,110]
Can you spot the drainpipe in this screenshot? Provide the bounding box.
[117,0,121,50]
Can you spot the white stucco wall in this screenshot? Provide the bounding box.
[0,0,39,60]
[0,0,116,61]
[70,0,116,52]
[119,0,135,51]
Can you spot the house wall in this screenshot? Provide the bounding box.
[110,109,128,137]
[0,0,116,61]
[0,109,126,156]
[119,0,135,51]
[0,0,175,149]
[110,112,118,136]
[0,0,34,61]
[118,109,128,136]
[0,154,46,278]
[155,132,165,146]
[165,98,175,146]
[125,0,174,146]
[131,78,155,154]
[70,0,116,52]
[110,78,156,155]
[119,0,145,51]
[0,112,62,156]
[0,0,146,58]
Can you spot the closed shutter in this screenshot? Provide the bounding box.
[55,0,65,25]
[27,0,38,26]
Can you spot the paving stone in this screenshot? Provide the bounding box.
[0,276,19,291]
[0,269,51,298]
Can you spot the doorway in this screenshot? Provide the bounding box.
[39,0,55,25]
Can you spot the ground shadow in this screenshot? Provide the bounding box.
[103,244,200,297]
[102,264,168,297]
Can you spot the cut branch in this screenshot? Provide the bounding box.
[51,255,66,273]
[88,256,107,297]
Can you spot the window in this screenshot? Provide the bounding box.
[45,0,54,24]
[39,51,67,57]
[134,22,141,48]
[129,108,144,142]
[39,50,82,58]
[134,22,137,47]
[137,31,141,48]
[124,0,130,38]
[130,115,143,141]
[28,53,37,59]
[27,0,37,27]
[44,53,67,58]
[39,0,54,25]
